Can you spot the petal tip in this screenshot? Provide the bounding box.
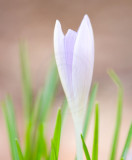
[83,14,91,24]
[55,19,60,25]
[54,19,64,38]
[84,14,89,19]
[55,20,61,31]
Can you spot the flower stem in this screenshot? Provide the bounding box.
[72,109,85,160]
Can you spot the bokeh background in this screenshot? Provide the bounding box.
[0,0,132,159]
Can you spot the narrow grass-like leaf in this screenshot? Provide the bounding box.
[121,123,132,159]
[42,132,48,159]
[50,139,57,160]
[92,103,99,160]
[19,42,32,120]
[24,120,32,160]
[61,99,67,125]
[108,70,123,160]
[15,139,24,160]
[50,109,62,159]
[110,89,123,160]
[83,83,98,139]
[33,123,48,160]
[2,96,19,160]
[25,62,58,159]
[38,62,59,123]
[5,97,18,137]
[81,134,91,160]
[108,70,122,89]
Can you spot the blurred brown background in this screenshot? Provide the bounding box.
[0,0,132,159]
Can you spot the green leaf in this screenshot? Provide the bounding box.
[23,62,58,160]
[2,96,19,160]
[50,109,62,159]
[121,123,132,159]
[108,70,123,160]
[24,120,32,160]
[19,42,33,120]
[38,62,59,123]
[50,139,57,160]
[33,123,48,160]
[61,99,68,125]
[92,103,99,160]
[108,70,122,89]
[15,139,24,160]
[81,134,91,160]
[83,83,98,139]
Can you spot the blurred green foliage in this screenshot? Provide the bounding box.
[1,45,131,160]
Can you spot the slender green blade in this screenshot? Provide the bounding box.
[33,123,48,160]
[49,101,66,160]
[92,103,99,160]
[108,70,122,89]
[24,120,32,160]
[121,123,132,159]
[108,70,123,160]
[19,42,33,120]
[81,134,91,160]
[110,89,123,160]
[50,109,62,159]
[24,62,58,160]
[2,96,19,160]
[5,96,18,138]
[50,139,57,160]
[38,62,59,123]
[83,83,98,139]
[42,131,48,159]
[15,139,24,160]
[61,99,67,125]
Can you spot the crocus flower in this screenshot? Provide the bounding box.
[54,14,94,160]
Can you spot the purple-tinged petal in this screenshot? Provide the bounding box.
[54,21,76,102]
[54,20,69,97]
[64,29,77,99]
[83,15,94,49]
[72,15,94,111]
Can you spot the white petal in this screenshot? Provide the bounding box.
[84,14,94,49]
[72,15,94,111]
[54,20,73,102]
